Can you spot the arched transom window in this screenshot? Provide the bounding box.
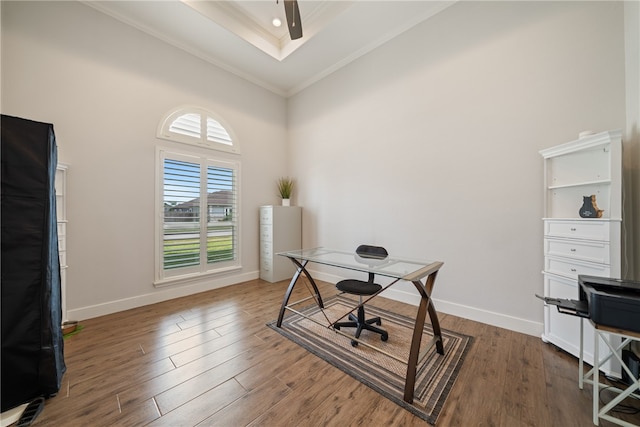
[157,106,240,154]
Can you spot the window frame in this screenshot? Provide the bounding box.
[154,147,242,287]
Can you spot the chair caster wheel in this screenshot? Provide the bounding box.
[376,319,382,326]
[381,333,388,342]
[334,325,340,330]
[351,340,358,347]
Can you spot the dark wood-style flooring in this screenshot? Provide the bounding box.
[29,279,640,426]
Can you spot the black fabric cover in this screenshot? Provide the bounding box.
[1,114,66,411]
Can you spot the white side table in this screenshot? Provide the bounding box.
[579,319,640,426]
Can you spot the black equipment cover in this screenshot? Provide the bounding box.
[1,114,66,411]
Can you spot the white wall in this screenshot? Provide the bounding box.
[1,1,288,319]
[288,1,631,335]
[2,1,637,336]
[624,0,640,281]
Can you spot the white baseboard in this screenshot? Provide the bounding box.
[308,269,544,338]
[67,271,259,321]
[68,267,544,338]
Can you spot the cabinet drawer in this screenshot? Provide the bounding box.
[260,225,273,241]
[544,238,610,265]
[544,220,609,241]
[261,252,272,264]
[544,273,577,299]
[260,241,273,257]
[545,256,610,280]
[259,207,272,224]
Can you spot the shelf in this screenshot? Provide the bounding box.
[540,130,622,376]
[542,217,622,222]
[547,179,610,190]
[539,130,621,158]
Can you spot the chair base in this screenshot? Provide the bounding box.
[334,305,388,346]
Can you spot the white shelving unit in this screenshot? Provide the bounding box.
[539,130,622,376]
[56,164,68,321]
[259,206,301,283]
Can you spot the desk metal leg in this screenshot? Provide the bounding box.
[418,271,444,355]
[404,271,443,404]
[276,259,324,327]
[404,290,428,403]
[427,298,445,355]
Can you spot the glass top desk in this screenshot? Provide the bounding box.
[275,247,445,404]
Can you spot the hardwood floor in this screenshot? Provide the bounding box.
[31,279,639,426]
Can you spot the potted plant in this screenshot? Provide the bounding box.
[277,177,294,206]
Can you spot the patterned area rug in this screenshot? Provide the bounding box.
[267,295,473,424]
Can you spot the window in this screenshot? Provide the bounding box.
[156,149,240,284]
[157,106,240,154]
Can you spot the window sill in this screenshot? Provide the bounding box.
[154,265,242,288]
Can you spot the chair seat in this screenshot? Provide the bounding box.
[336,279,381,296]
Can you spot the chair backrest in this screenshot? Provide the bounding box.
[355,245,388,283]
[356,244,388,260]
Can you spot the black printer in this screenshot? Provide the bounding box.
[537,275,640,334]
[579,275,640,334]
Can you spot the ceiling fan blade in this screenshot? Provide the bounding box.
[283,0,303,40]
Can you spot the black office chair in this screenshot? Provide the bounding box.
[333,245,389,346]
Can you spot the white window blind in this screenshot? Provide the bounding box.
[205,164,236,264]
[169,113,200,139]
[206,117,233,146]
[158,150,240,282]
[157,107,239,154]
[163,158,201,270]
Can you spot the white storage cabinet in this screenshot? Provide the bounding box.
[259,206,302,283]
[539,130,622,376]
[56,164,69,321]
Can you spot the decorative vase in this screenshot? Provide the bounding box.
[282,198,290,207]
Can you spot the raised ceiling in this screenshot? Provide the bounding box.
[83,1,456,97]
